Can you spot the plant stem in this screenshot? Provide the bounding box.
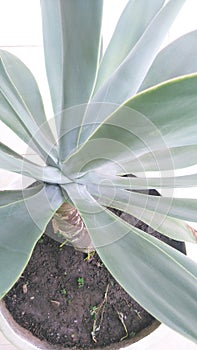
[52,202,94,253]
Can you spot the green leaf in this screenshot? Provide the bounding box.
[63,74,197,175]
[79,171,197,190]
[140,30,197,91]
[0,50,57,164]
[114,145,197,173]
[86,183,197,243]
[92,0,186,105]
[65,0,186,153]
[0,142,70,184]
[62,104,164,174]
[126,74,197,148]
[0,184,64,298]
[40,0,103,138]
[64,183,197,343]
[88,184,197,223]
[0,51,54,143]
[0,50,57,165]
[0,183,43,207]
[94,0,165,93]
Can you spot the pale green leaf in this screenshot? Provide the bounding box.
[40,0,103,138]
[64,183,197,343]
[0,142,70,184]
[63,75,197,175]
[69,0,186,151]
[62,104,166,174]
[79,171,197,190]
[0,183,43,207]
[0,184,64,298]
[94,0,165,93]
[126,74,197,148]
[114,145,197,173]
[86,183,196,243]
[92,0,186,105]
[0,50,54,142]
[63,74,197,175]
[87,184,197,223]
[0,50,57,165]
[140,30,197,91]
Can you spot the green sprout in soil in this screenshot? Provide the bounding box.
[130,331,136,338]
[60,288,67,296]
[77,277,84,288]
[90,305,97,320]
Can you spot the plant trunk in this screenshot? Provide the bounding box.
[52,202,94,253]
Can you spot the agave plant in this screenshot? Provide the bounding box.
[0,0,197,344]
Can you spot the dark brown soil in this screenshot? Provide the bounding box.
[4,206,186,349]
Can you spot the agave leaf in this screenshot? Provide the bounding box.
[126,74,197,148]
[0,50,55,143]
[40,0,103,137]
[0,93,36,151]
[0,184,64,298]
[92,0,186,105]
[127,191,197,223]
[79,171,197,190]
[93,144,197,175]
[140,30,197,91]
[64,0,186,153]
[87,184,197,223]
[0,142,70,184]
[62,104,167,174]
[0,51,57,165]
[64,183,197,343]
[86,183,196,243]
[63,74,197,174]
[0,183,43,207]
[94,0,165,93]
[113,145,197,174]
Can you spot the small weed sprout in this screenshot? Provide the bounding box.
[60,288,67,296]
[77,277,84,288]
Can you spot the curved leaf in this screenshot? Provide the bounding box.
[79,171,197,190]
[62,104,169,174]
[140,30,197,91]
[92,0,186,105]
[113,145,197,173]
[94,0,165,93]
[0,50,54,142]
[0,183,43,207]
[0,50,57,165]
[87,184,197,223]
[0,184,64,298]
[69,0,186,152]
[40,0,103,137]
[0,142,70,184]
[86,183,196,243]
[64,183,197,343]
[63,75,197,175]
[126,74,197,148]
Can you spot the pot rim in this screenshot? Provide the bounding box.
[0,299,160,350]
